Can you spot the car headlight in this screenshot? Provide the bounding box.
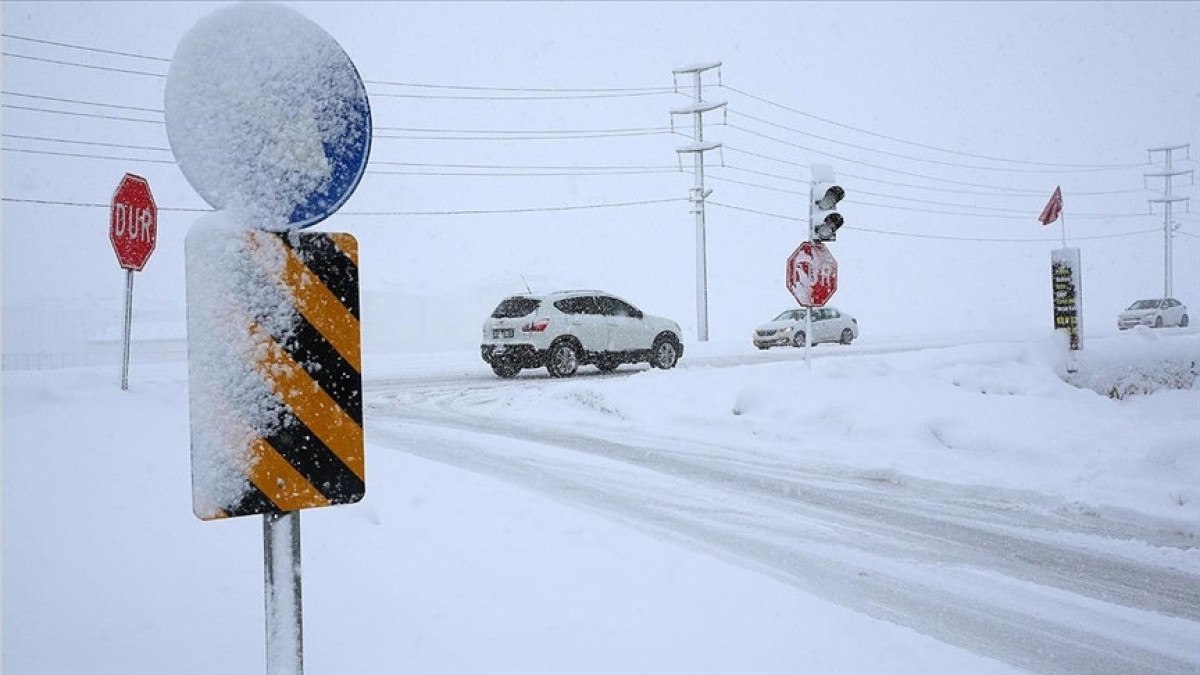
[780,327,792,335]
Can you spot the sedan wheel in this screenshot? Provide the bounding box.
[1155,316,1164,328]
[546,342,579,378]
[1181,314,1189,327]
[650,338,679,369]
[792,332,806,348]
[840,328,854,345]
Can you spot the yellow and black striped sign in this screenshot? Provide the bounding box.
[188,230,364,520]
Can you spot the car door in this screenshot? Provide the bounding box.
[598,295,647,352]
[1167,299,1184,325]
[810,308,832,342]
[558,296,609,354]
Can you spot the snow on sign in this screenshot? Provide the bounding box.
[185,225,364,519]
[786,240,838,308]
[109,173,157,271]
[166,2,371,519]
[164,2,372,231]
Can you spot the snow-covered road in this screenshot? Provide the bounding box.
[367,350,1200,675]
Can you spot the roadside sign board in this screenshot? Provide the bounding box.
[786,240,838,307]
[187,229,364,520]
[1051,247,1083,350]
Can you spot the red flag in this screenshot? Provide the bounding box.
[1039,186,1063,226]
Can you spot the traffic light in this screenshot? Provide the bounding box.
[810,180,845,242]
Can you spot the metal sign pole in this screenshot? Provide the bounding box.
[264,511,304,675]
[805,183,814,372]
[804,310,813,371]
[121,269,134,391]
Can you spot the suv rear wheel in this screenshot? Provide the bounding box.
[546,340,579,378]
[649,336,680,369]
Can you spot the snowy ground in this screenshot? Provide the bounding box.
[3,328,1198,674]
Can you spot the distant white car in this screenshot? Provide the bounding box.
[1117,298,1189,330]
[753,306,858,349]
[481,290,684,378]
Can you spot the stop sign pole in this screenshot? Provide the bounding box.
[786,240,838,369]
[109,173,158,391]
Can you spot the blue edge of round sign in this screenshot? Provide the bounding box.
[288,74,372,230]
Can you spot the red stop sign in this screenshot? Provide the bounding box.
[110,173,158,271]
[786,241,838,307]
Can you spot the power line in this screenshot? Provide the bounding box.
[368,90,673,101]
[2,146,176,164]
[710,165,1151,216]
[724,136,1139,195]
[3,91,162,114]
[0,143,1156,220]
[726,108,1140,173]
[2,196,687,216]
[2,34,171,61]
[721,83,1151,170]
[716,158,1152,199]
[707,201,1164,242]
[3,96,683,139]
[726,122,1140,181]
[2,51,166,78]
[3,133,171,153]
[2,103,162,124]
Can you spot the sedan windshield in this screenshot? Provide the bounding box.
[773,310,804,321]
[1129,300,1161,310]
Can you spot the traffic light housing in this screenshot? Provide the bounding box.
[810,180,845,242]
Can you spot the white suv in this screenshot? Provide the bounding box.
[481,291,684,378]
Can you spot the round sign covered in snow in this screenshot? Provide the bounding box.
[164,2,371,231]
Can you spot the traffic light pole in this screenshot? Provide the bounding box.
[804,196,814,371]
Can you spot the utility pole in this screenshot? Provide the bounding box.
[1146,144,1193,298]
[670,61,724,342]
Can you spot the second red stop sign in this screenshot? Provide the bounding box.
[786,240,838,307]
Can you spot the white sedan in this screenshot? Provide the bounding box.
[752,306,858,349]
[1117,298,1189,330]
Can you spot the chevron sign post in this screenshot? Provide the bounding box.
[167,3,372,672]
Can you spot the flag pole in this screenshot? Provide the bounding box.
[1059,209,1067,248]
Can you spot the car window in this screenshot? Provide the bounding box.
[1130,300,1159,310]
[554,297,600,315]
[491,297,540,318]
[603,297,640,318]
[773,310,794,321]
[826,309,840,319]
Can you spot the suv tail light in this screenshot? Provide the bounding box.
[522,318,550,333]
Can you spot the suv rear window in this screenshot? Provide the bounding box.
[491,297,541,318]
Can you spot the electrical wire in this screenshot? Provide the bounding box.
[726,108,1141,173]
[721,83,1154,171]
[706,201,1165,242]
[2,34,172,61]
[1,196,687,216]
[2,52,166,78]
